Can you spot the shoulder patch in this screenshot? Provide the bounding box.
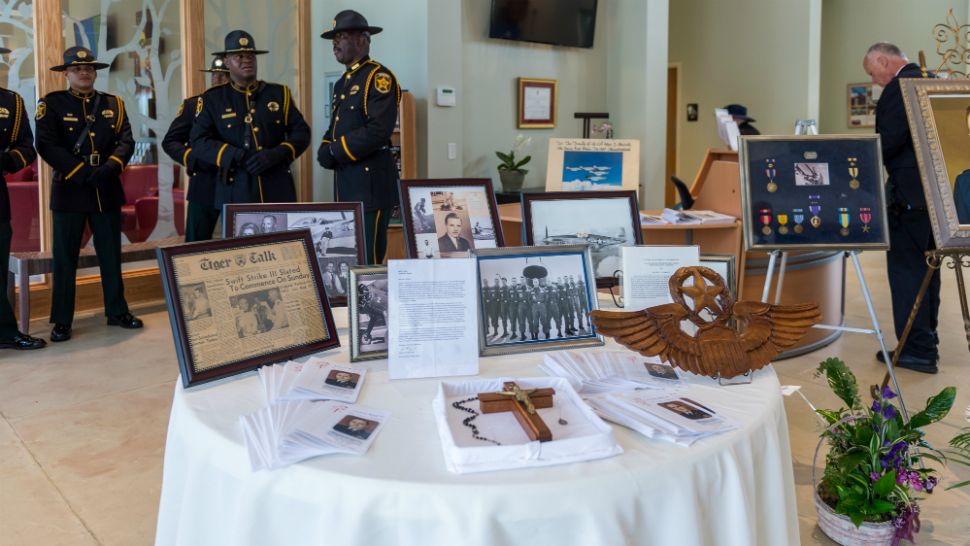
[176,101,184,117]
[373,72,393,94]
[195,97,203,116]
[35,101,46,120]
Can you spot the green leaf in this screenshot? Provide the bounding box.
[816,409,842,424]
[495,151,512,163]
[850,511,865,528]
[815,358,860,409]
[870,499,896,514]
[874,470,896,496]
[514,155,532,168]
[906,386,956,429]
[517,169,529,175]
[838,451,868,472]
[945,478,970,491]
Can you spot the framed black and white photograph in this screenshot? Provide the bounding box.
[156,231,340,388]
[522,190,643,287]
[739,135,889,251]
[224,202,366,307]
[399,178,505,259]
[473,245,603,356]
[901,78,970,250]
[349,266,389,362]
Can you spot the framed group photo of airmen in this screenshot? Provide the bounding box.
[901,78,970,250]
[399,178,505,259]
[521,190,643,287]
[349,266,389,362]
[473,245,603,357]
[738,135,889,251]
[157,231,340,387]
[223,202,366,307]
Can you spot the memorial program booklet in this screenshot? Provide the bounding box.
[387,258,479,379]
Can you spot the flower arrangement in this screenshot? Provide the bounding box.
[945,405,970,490]
[495,134,532,175]
[814,357,955,544]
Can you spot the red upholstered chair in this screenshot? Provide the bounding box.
[7,160,37,182]
[7,181,41,252]
[134,190,186,241]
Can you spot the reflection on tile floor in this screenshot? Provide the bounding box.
[0,252,967,545]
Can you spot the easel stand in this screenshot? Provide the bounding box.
[882,249,970,389]
[762,249,910,420]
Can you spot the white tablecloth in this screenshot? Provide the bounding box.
[155,319,800,546]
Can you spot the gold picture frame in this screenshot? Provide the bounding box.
[901,78,970,250]
[518,77,557,129]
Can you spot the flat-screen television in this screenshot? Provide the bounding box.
[488,0,598,49]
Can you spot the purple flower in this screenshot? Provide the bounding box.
[881,386,897,400]
[870,471,881,482]
[882,405,898,420]
[871,400,882,413]
[925,476,938,492]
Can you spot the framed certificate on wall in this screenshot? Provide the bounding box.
[518,77,557,129]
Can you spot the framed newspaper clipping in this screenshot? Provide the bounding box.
[349,266,389,362]
[223,202,366,307]
[399,178,505,259]
[739,135,889,251]
[157,230,340,387]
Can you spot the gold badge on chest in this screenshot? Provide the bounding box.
[0,107,9,119]
[349,84,360,96]
[267,101,280,112]
[101,109,115,119]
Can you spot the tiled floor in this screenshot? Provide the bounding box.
[1,252,968,545]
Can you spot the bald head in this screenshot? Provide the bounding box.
[863,42,909,87]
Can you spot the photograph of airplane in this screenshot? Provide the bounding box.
[561,150,623,191]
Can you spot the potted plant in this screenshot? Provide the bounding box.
[495,135,532,192]
[945,405,970,490]
[813,357,956,546]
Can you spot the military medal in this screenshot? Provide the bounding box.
[847,157,860,190]
[764,158,778,193]
[759,208,773,235]
[777,212,789,234]
[838,207,850,236]
[809,195,822,228]
[860,207,872,233]
[792,208,805,234]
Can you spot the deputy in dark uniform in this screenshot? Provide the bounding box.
[161,56,229,242]
[190,31,311,211]
[863,42,939,373]
[35,47,142,342]
[0,45,46,351]
[319,10,401,264]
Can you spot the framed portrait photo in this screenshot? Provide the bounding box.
[700,253,737,301]
[739,135,889,251]
[349,266,389,362]
[847,82,881,128]
[522,190,643,287]
[473,245,604,357]
[901,78,970,250]
[518,77,557,129]
[398,178,505,259]
[223,202,365,307]
[545,138,641,192]
[156,231,340,388]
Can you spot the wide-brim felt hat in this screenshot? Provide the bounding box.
[50,46,110,72]
[201,56,229,73]
[212,30,268,56]
[723,103,755,122]
[321,10,383,39]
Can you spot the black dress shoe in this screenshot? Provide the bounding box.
[891,353,938,374]
[107,312,143,329]
[50,324,72,342]
[0,333,47,350]
[875,349,895,363]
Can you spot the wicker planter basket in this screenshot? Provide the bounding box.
[813,418,898,546]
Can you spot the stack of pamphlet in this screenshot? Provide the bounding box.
[257,357,365,404]
[241,400,388,470]
[660,208,736,225]
[541,350,737,446]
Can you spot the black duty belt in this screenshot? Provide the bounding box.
[83,153,101,166]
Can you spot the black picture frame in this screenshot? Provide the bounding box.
[157,230,340,387]
[521,190,643,288]
[398,178,506,259]
[223,202,366,307]
[739,135,889,251]
[348,266,389,362]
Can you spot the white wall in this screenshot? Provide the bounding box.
[669,0,822,181]
[818,0,968,134]
[461,0,608,192]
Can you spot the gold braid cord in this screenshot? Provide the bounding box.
[591,267,821,379]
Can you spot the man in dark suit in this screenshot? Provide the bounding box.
[864,42,939,373]
[319,10,400,264]
[0,46,46,350]
[190,31,311,211]
[161,56,229,242]
[35,46,142,342]
[437,212,471,253]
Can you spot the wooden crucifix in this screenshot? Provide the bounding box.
[478,382,556,442]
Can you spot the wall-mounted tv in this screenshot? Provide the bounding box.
[488,0,598,49]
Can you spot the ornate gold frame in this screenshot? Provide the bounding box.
[517,77,557,129]
[901,78,970,250]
